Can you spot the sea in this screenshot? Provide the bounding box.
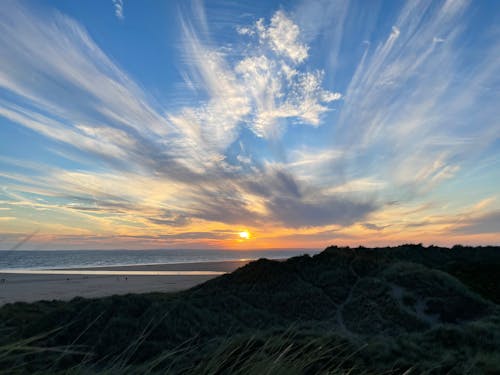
[0,249,319,270]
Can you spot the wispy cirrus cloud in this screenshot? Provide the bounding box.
[332,0,499,193]
[112,0,124,20]
[287,0,500,204]
[452,210,500,235]
[178,6,341,140]
[0,0,499,249]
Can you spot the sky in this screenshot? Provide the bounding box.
[0,0,499,250]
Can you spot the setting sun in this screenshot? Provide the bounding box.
[239,231,250,240]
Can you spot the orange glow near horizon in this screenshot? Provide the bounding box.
[2,198,500,251]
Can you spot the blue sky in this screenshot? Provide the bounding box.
[0,0,499,250]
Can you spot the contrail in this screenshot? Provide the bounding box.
[8,229,40,251]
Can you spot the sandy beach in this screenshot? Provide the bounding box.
[0,260,249,305]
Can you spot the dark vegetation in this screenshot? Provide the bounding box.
[0,244,499,374]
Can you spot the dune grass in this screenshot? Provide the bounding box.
[0,245,499,374]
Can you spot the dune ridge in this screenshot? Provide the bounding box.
[1,244,499,374]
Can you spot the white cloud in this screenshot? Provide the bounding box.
[326,178,387,194]
[264,10,309,63]
[0,104,131,160]
[0,5,167,138]
[331,0,500,198]
[0,3,235,177]
[175,9,341,140]
[1,0,498,240]
[175,21,251,151]
[236,26,254,36]
[390,26,400,38]
[112,0,124,20]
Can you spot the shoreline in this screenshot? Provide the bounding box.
[0,259,252,273]
[0,253,319,273]
[0,259,250,306]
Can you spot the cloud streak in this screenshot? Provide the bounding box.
[112,0,124,20]
[0,0,499,248]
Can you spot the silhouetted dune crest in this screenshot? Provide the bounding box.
[0,244,499,373]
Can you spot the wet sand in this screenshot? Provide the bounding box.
[0,260,249,305]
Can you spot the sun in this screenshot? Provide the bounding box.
[239,231,250,240]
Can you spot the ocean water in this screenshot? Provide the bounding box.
[0,249,319,270]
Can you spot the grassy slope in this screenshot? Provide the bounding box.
[0,245,499,374]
